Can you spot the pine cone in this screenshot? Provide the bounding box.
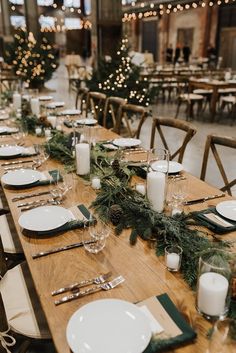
[39,115,51,127]
[111,159,120,172]
[109,204,123,225]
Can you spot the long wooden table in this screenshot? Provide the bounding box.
[0,130,235,353]
[189,79,236,121]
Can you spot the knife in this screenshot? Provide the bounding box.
[32,240,96,259]
[183,193,225,206]
[1,159,34,166]
[12,190,52,202]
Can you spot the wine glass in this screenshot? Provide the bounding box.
[52,169,73,200]
[33,144,49,168]
[207,319,236,353]
[167,177,188,215]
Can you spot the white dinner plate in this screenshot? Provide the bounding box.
[0,126,18,134]
[46,101,65,109]
[0,145,25,157]
[216,200,236,221]
[60,109,81,116]
[76,118,97,125]
[66,298,152,353]
[39,95,53,101]
[113,138,141,148]
[1,169,42,186]
[151,160,183,174]
[18,205,73,231]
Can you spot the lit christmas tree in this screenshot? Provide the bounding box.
[6,30,58,88]
[87,38,155,106]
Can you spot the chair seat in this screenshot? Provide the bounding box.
[222,96,236,104]
[0,195,23,254]
[180,93,204,100]
[218,88,236,94]
[193,89,213,95]
[0,262,51,339]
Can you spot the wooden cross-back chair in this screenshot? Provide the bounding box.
[0,235,52,353]
[102,96,126,130]
[87,91,107,122]
[116,103,148,138]
[150,117,197,163]
[75,86,89,113]
[200,134,236,196]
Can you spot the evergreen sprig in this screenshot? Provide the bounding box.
[45,131,75,166]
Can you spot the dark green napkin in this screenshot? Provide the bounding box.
[24,204,95,237]
[143,294,197,353]
[9,169,62,189]
[191,207,236,235]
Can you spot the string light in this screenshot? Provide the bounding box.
[122,0,235,22]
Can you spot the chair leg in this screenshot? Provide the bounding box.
[197,100,203,116]
[175,99,182,119]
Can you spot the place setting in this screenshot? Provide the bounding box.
[1,168,61,190]
[0,125,19,135]
[18,202,95,239]
[64,291,197,353]
[191,199,236,234]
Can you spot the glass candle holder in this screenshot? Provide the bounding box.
[196,248,232,321]
[165,245,182,272]
[147,148,169,213]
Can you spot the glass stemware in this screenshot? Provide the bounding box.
[167,177,188,214]
[207,319,236,353]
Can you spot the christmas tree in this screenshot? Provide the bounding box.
[6,30,58,88]
[86,38,156,106]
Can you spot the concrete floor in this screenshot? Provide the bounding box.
[45,62,236,196]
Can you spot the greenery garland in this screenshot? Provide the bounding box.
[42,132,236,338]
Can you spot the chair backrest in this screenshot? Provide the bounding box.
[200,134,236,195]
[75,86,89,112]
[116,103,148,138]
[102,96,126,130]
[87,91,107,122]
[150,117,197,163]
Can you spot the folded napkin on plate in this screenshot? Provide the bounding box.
[0,146,38,160]
[26,204,94,237]
[0,128,18,135]
[11,170,62,189]
[191,207,236,234]
[138,293,196,353]
[20,146,38,157]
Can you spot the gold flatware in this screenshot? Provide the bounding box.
[1,159,34,166]
[32,240,96,259]
[51,272,112,296]
[184,193,225,206]
[54,275,125,306]
[12,190,52,202]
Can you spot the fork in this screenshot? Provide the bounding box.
[54,275,125,306]
[21,199,61,212]
[51,271,112,296]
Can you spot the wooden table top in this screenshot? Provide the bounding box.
[0,129,235,353]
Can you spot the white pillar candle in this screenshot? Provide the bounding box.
[92,177,101,190]
[13,93,21,110]
[147,171,165,212]
[166,253,180,270]
[47,116,57,128]
[75,143,90,175]
[45,129,51,138]
[197,272,229,317]
[35,127,42,136]
[135,183,146,195]
[31,98,40,116]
